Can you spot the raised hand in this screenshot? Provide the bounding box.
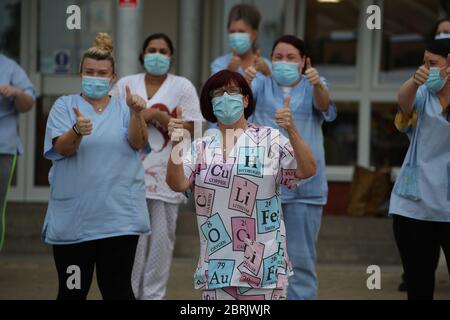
[254,49,271,76]
[275,96,295,131]
[73,107,93,136]
[412,65,430,86]
[228,48,241,72]
[244,65,257,84]
[168,106,184,144]
[126,85,146,113]
[305,57,321,86]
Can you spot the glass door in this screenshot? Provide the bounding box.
[23,0,115,201]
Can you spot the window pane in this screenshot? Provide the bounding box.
[39,0,114,75]
[370,102,409,167]
[323,102,358,166]
[0,0,21,62]
[379,0,440,84]
[305,0,360,84]
[34,96,55,187]
[251,0,286,58]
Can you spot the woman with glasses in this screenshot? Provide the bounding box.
[166,70,317,300]
[112,33,203,300]
[389,38,450,300]
[245,35,337,300]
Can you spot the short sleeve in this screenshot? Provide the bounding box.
[44,96,74,161]
[11,62,35,100]
[183,139,204,190]
[275,134,299,190]
[179,79,203,122]
[314,76,337,122]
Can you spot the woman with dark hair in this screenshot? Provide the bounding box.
[43,33,150,300]
[166,70,316,300]
[211,4,271,79]
[245,35,337,300]
[390,38,450,300]
[431,17,450,40]
[112,33,203,300]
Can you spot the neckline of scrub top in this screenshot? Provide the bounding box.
[142,73,172,104]
[213,124,252,161]
[76,94,116,119]
[431,93,450,123]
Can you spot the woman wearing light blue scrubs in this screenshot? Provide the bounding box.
[247,35,337,300]
[0,54,35,252]
[211,4,271,79]
[43,33,150,300]
[390,38,450,300]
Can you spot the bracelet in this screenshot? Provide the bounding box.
[72,124,81,136]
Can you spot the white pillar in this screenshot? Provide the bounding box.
[177,0,202,89]
[116,0,144,78]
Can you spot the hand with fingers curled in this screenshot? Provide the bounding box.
[0,85,20,98]
[275,96,296,132]
[304,57,321,86]
[73,107,93,136]
[168,106,184,145]
[244,65,257,84]
[254,49,271,76]
[126,85,146,113]
[228,49,242,72]
[412,65,430,87]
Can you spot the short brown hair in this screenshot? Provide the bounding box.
[80,33,115,73]
[227,4,261,30]
[200,70,255,124]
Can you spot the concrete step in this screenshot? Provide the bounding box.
[4,202,401,265]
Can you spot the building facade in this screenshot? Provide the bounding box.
[1,0,446,210]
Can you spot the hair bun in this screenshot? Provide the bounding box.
[94,33,113,53]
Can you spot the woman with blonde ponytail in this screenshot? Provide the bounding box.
[42,33,151,300]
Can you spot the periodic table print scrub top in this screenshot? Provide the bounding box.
[182,124,300,290]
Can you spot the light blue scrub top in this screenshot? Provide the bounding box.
[0,54,36,155]
[42,94,151,244]
[389,86,450,222]
[211,53,272,78]
[250,75,337,205]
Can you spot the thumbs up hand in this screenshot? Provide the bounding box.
[73,107,93,136]
[126,86,146,113]
[254,49,271,76]
[228,49,242,72]
[168,106,184,144]
[305,57,321,86]
[275,96,295,131]
[244,65,257,84]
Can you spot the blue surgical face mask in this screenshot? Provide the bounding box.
[144,53,170,76]
[229,33,252,55]
[81,76,111,100]
[425,67,448,93]
[212,93,244,125]
[272,61,300,86]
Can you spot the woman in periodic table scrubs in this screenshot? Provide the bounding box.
[166,70,317,300]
